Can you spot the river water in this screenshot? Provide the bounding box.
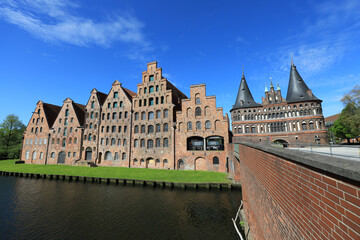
[0,175,242,240]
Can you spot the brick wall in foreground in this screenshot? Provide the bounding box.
[238,144,360,240]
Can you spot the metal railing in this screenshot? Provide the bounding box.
[271,142,360,160]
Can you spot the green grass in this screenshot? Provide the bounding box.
[0,159,230,183]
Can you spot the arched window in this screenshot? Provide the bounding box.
[114,152,119,160]
[148,125,154,133]
[251,126,256,133]
[111,138,116,146]
[195,107,201,116]
[122,152,126,160]
[65,109,69,117]
[112,126,116,132]
[113,102,118,108]
[140,139,145,148]
[156,124,161,132]
[148,111,154,120]
[91,101,95,108]
[302,122,307,130]
[32,151,36,160]
[156,110,161,119]
[195,97,201,104]
[147,139,154,149]
[108,103,111,108]
[204,106,210,116]
[74,138,77,144]
[205,120,211,129]
[186,108,191,117]
[134,112,139,120]
[141,125,145,133]
[134,125,139,133]
[309,121,314,130]
[196,121,201,130]
[105,151,112,160]
[163,123,168,132]
[88,134,92,141]
[141,112,146,120]
[134,139,139,147]
[149,86,154,92]
[123,139,127,146]
[62,138,66,147]
[213,156,219,164]
[163,109,168,118]
[163,138,169,147]
[118,126,122,132]
[50,152,55,158]
[187,121,192,130]
[113,112,117,119]
[156,138,161,147]
[120,101,123,107]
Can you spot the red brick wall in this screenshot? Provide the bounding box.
[238,144,360,240]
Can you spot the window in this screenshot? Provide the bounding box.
[120,101,123,107]
[144,99,147,106]
[149,86,154,92]
[124,126,127,133]
[112,126,116,132]
[122,153,126,160]
[63,128,67,136]
[91,112,94,119]
[106,126,109,132]
[107,113,110,119]
[141,112,146,120]
[64,118,68,125]
[111,138,116,146]
[144,88,147,93]
[149,98,154,106]
[163,123,168,132]
[164,109,168,118]
[205,120,211,129]
[148,125,154,133]
[65,109,69,117]
[50,152,55,158]
[195,97,201,104]
[114,152,119,160]
[114,91,118,98]
[101,138,104,145]
[156,85,159,91]
[156,110,161,119]
[90,123,93,129]
[91,101,95,108]
[187,121,192,130]
[135,112,139,120]
[123,139,127,146]
[108,103,111,108]
[113,102,118,108]
[119,112,122,119]
[134,125,139,133]
[125,111,128,118]
[196,121,201,130]
[88,134,92,141]
[148,111,154,120]
[62,138,66,147]
[118,139,121,146]
[156,138,160,147]
[213,156,219,165]
[163,138,169,147]
[140,139,145,148]
[147,139,154,149]
[195,107,201,116]
[302,122,307,130]
[161,96,164,104]
[113,112,117,119]
[156,124,161,133]
[105,151,112,160]
[134,139,139,147]
[74,138,77,144]
[149,75,154,81]
[141,125,145,133]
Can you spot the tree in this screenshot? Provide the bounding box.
[332,86,360,143]
[0,114,26,159]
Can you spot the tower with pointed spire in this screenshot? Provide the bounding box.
[231,60,328,145]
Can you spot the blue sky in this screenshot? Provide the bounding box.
[1,0,359,125]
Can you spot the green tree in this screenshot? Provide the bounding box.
[332,86,360,143]
[0,114,26,159]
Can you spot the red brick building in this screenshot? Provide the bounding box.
[175,84,231,171]
[231,61,328,145]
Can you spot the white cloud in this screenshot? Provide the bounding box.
[266,0,360,74]
[0,0,146,48]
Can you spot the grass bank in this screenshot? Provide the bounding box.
[0,160,230,183]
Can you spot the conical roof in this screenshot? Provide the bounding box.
[286,61,320,103]
[232,72,261,111]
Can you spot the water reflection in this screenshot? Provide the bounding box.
[0,176,242,240]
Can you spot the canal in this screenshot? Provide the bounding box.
[0,175,242,239]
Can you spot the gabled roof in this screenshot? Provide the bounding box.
[123,87,137,99]
[42,102,61,128]
[97,91,108,106]
[72,102,86,126]
[286,60,320,103]
[231,71,261,111]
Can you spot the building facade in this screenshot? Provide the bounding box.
[175,84,231,172]
[230,61,328,145]
[21,61,231,173]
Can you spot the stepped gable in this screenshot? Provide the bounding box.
[286,60,320,103]
[232,70,261,110]
[42,102,61,128]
